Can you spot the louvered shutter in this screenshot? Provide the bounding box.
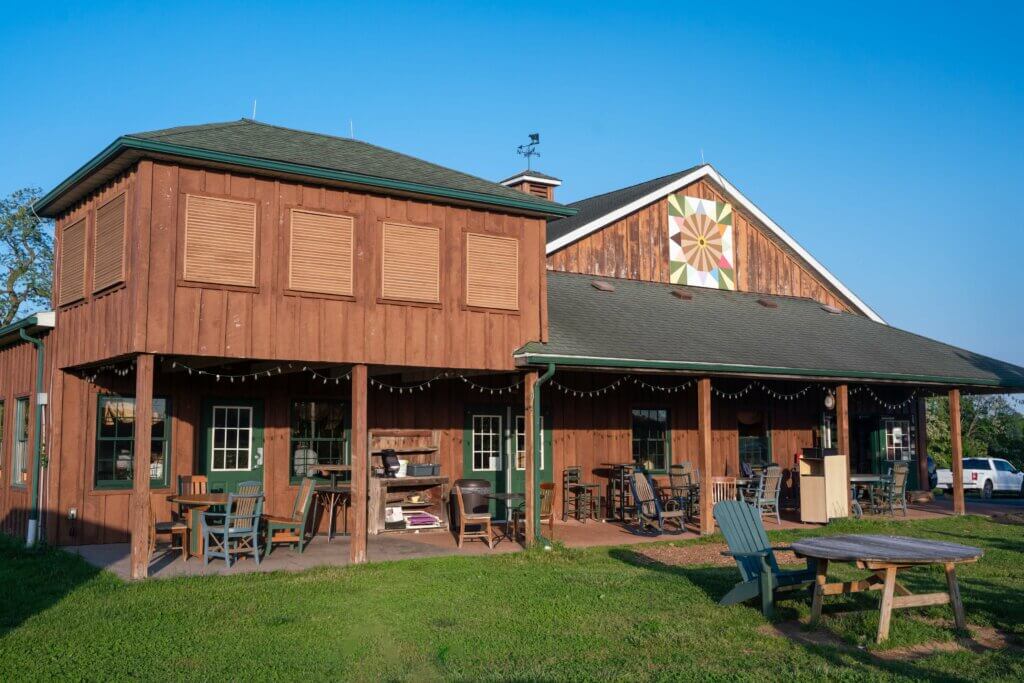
[289,209,354,296]
[381,222,440,303]
[58,218,87,305]
[93,193,126,291]
[465,233,519,310]
[183,195,257,286]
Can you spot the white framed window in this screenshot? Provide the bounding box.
[515,415,544,471]
[471,414,502,471]
[211,406,253,471]
[883,418,912,461]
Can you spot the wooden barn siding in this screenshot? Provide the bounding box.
[0,339,43,539]
[547,178,852,312]
[44,368,522,545]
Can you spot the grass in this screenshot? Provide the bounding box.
[1,515,1022,681]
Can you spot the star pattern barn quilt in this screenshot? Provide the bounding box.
[668,194,735,290]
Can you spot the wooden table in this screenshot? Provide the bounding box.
[313,464,351,488]
[166,492,229,559]
[792,534,982,642]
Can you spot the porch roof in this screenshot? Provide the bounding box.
[516,272,1024,390]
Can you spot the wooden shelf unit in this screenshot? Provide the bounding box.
[799,454,849,523]
[368,475,451,535]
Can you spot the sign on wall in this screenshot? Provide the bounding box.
[668,194,736,290]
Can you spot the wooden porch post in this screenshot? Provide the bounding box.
[523,370,537,544]
[916,397,930,491]
[698,377,714,535]
[350,364,369,563]
[129,354,154,580]
[836,384,851,512]
[949,388,965,515]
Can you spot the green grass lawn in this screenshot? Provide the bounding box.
[1,516,1022,682]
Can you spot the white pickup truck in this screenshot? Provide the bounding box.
[936,457,1024,498]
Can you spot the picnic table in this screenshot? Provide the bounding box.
[792,534,982,642]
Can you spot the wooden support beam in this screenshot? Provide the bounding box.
[129,354,154,580]
[916,397,930,491]
[523,370,537,545]
[836,384,850,514]
[350,364,368,564]
[698,377,714,535]
[949,388,965,515]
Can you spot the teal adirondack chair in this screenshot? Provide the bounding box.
[713,501,816,617]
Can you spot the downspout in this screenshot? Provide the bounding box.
[532,363,556,546]
[19,328,45,547]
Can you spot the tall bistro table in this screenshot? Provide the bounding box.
[487,492,525,542]
[313,465,352,541]
[792,534,982,643]
[166,492,229,559]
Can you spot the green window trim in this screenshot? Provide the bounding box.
[94,395,172,490]
[289,400,349,484]
[11,397,29,488]
[632,407,671,474]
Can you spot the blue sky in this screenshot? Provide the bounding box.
[1,1,1022,366]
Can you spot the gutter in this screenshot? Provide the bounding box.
[532,363,556,546]
[19,327,46,547]
[34,137,579,219]
[514,352,1024,390]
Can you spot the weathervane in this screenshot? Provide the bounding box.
[517,133,541,170]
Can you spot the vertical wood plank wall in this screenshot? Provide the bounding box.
[0,339,43,539]
[50,161,547,372]
[546,178,854,312]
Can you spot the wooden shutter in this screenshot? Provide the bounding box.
[58,218,87,305]
[465,233,519,310]
[183,195,257,287]
[289,209,354,296]
[381,222,440,303]
[93,193,126,292]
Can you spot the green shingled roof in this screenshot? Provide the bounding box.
[36,119,576,218]
[518,272,1024,389]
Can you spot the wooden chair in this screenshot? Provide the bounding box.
[264,477,318,557]
[711,476,738,504]
[150,499,188,562]
[178,474,208,495]
[202,493,263,567]
[872,462,910,516]
[511,482,556,540]
[454,486,493,549]
[742,465,783,525]
[562,466,599,522]
[630,470,686,534]
[713,500,816,617]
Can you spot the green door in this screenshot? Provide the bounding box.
[200,399,265,493]
[510,411,553,494]
[463,408,508,518]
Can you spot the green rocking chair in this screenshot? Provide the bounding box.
[713,500,816,617]
[263,477,318,557]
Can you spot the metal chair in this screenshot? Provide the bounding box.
[202,493,264,567]
[666,462,697,521]
[741,465,783,525]
[562,466,599,522]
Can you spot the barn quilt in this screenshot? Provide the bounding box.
[668,194,735,290]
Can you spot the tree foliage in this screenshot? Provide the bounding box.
[927,394,1024,469]
[0,188,53,325]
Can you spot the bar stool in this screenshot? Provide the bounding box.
[562,466,600,522]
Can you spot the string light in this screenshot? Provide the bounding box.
[80,360,136,382]
[631,377,695,393]
[851,385,919,411]
[459,375,523,395]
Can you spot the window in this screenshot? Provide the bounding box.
[289,209,354,296]
[93,192,126,292]
[381,222,440,303]
[211,406,253,471]
[994,460,1015,473]
[632,408,670,472]
[95,396,170,488]
[883,418,913,461]
[471,415,502,471]
[515,415,544,470]
[183,195,257,287]
[58,218,87,305]
[963,458,990,470]
[465,233,519,310]
[290,401,348,481]
[12,398,29,487]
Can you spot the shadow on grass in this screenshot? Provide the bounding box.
[607,547,1012,682]
[0,532,103,638]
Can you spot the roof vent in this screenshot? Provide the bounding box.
[757,298,778,309]
[591,280,615,292]
[671,289,692,300]
[821,304,842,314]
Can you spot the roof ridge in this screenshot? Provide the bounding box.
[126,119,249,140]
[566,165,707,208]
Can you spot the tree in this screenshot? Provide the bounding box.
[927,394,1024,470]
[0,187,53,325]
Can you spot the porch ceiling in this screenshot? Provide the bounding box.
[517,272,1024,391]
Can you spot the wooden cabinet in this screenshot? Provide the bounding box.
[367,476,450,535]
[799,454,849,523]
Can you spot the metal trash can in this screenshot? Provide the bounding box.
[452,478,491,529]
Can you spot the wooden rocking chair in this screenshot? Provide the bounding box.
[264,477,317,557]
[630,470,686,533]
